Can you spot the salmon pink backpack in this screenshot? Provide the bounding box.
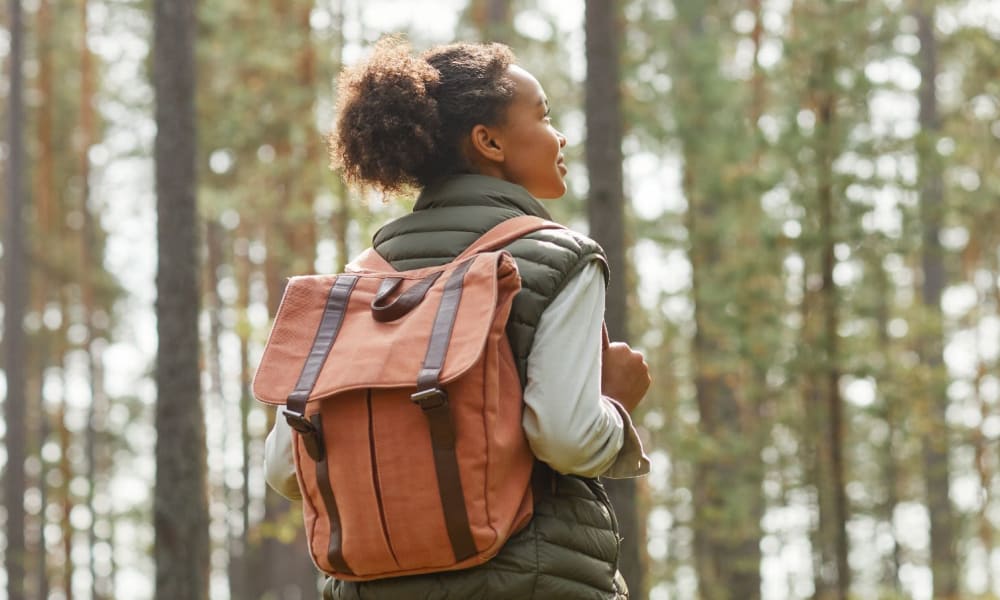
[252,216,564,581]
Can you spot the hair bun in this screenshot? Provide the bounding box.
[330,37,516,195]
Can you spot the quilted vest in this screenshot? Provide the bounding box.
[324,175,626,600]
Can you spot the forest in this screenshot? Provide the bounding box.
[2,0,1000,599]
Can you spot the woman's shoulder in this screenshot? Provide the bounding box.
[509,226,609,287]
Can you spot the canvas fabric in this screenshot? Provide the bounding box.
[254,215,577,582]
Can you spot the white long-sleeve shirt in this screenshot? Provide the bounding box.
[264,261,649,500]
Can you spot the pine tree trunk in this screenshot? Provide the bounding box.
[670,3,767,597]
[231,225,252,600]
[34,0,56,595]
[152,0,210,597]
[77,0,107,595]
[915,2,959,597]
[59,401,75,600]
[37,403,50,600]
[686,177,764,600]
[251,238,321,597]
[585,1,644,597]
[815,79,849,600]
[4,0,29,597]
[874,257,902,592]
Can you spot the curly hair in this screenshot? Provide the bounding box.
[330,36,517,195]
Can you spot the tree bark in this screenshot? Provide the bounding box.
[915,2,959,597]
[669,3,767,597]
[874,253,902,592]
[4,0,29,597]
[152,0,210,597]
[585,1,644,597]
[815,76,849,600]
[77,0,108,595]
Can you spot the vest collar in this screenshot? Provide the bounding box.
[413,175,554,220]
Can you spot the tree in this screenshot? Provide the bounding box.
[585,1,645,597]
[3,0,29,597]
[152,0,210,598]
[915,1,959,596]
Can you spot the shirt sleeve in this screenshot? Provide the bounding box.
[264,410,303,501]
[521,261,650,478]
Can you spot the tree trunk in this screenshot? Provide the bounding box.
[77,0,108,595]
[242,4,326,596]
[874,254,902,591]
[37,403,50,600]
[58,401,75,600]
[34,0,55,595]
[915,2,959,597]
[584,1,644,597]
[249,235,322,597]
[669,3,767,597]
[4,0,29,597]
[814,79,849,600]
[152,0,210,597]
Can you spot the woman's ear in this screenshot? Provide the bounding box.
[468,124,505,164]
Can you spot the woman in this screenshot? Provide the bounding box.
[265,37,651,600]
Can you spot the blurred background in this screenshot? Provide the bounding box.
[2,0,1000,598]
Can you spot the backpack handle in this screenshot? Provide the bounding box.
[370,271,443,322]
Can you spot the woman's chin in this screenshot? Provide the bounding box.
[534,180,567,200]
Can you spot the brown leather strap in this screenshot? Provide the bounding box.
[286,275,358,417]
[370,271,442,322]
[284,274,358,574]
[453,215,564,262]
[411,258,477,562]
[312,414,354,575]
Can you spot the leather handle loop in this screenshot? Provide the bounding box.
[374,277,403,303]
[370,272,442,323]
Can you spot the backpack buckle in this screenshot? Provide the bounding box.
[283,409,315,434]
[283,409,325,462]
[411,388,448,410]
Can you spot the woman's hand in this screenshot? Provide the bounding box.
[601,342,651,413]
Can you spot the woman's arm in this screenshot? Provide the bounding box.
[521,261,649,478]
[264,411,302,500]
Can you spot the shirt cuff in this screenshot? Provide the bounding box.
[600,396,651,479]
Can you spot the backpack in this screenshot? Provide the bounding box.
[252,215,564,581]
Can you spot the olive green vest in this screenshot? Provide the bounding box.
[324,175,626,600]
[371,174,610,385]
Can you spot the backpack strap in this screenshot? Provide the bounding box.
[454,215,565,262]
[410,257,479,562]
[348,215,564,273]
[406,216,566,562]
[346,247,395,273]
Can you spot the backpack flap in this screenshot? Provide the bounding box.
[251,250,521,408]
